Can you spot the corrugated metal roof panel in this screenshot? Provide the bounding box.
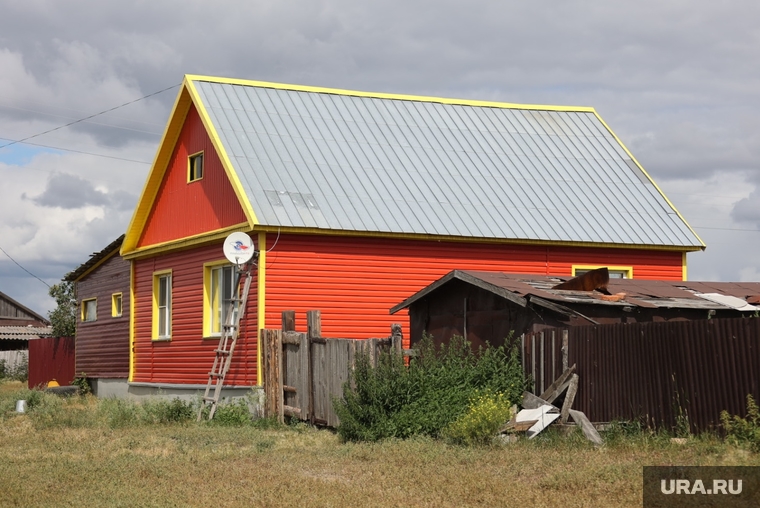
[193,80,703,248]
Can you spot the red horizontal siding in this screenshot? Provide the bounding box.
[137,104,248,249]
[264,234,684,342]
[133,242,258,385]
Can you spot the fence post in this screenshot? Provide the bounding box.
[282,310,296,332]
[306,310,321,425]
[263,328,283,423]
[562,329,569,372]
[391,323,403,354]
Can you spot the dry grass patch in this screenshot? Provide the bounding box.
[1,387,759,507]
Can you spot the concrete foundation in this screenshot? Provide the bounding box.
[90,379,265,417]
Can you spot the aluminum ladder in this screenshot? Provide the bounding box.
[197,262,255,421]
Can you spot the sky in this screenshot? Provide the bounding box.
[1,0,759,316]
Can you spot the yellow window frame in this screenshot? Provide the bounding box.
[572,265,633,279]
[152,270,172,340]
[188,150,204,182]
[203,260,236,338]
[111,292,123,317]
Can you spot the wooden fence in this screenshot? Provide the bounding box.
[522,317,760,432]
[262,310,404,426]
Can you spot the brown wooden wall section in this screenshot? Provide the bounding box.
[75,253,130,378]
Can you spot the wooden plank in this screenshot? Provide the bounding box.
[569,409,603,446]
[560,374,579,423]
[500,420,539,433]
[281,310,296,332]
[263,328,283,422]
[307,310,321,340]
[283,385,297,393]
[539,363,577,403]
[299,332,310,421]
[562,329,569,372]
[284,405,301,418]
[521,391,558,411]
[391,323,403,354]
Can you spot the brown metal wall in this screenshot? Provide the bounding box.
[523,318,760,431]
[75,253,130,378]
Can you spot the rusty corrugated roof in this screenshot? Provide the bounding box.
[391,270,760,313]
[65,235,124,282]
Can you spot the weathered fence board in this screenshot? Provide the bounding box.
[523,317,760,432]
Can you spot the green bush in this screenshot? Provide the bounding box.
[721,394,760,451]
[443,389,514,446]
[334,334,525,442]
[211,398,253,426]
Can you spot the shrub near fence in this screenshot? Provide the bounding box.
[334,334,525,442]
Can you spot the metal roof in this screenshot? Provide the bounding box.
[191,77,704,249]
[391,270,760,314]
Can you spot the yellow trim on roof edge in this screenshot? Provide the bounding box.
[122,85,194,255]
[122,223,251,260]
[256,231,266,387]
[185,74,596,113]
[251,225,705,253]
[184,78,259,227]
[592,112,706,250]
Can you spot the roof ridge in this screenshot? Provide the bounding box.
[185,74,596,113]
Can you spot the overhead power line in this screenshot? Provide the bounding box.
[0,83,180,151]
[0,244,50,288]
[0,137,151,165]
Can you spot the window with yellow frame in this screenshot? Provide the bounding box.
[203,261,237,337]
[111,293,123,318]
[188,151,204,182]
[572,265,633,279]
[82,298,97,322]
[152,271,172,340]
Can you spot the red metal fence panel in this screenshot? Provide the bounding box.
[523,318,760,432]
[28,336,75,388]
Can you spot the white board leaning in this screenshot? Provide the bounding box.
[223,232,256,265]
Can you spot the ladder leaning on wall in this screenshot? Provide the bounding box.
[197,261,255,421]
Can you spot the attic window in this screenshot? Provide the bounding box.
[188,152,204,182]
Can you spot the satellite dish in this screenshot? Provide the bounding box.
[223,232,256,265]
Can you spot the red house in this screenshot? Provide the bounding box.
[120,75,704,398]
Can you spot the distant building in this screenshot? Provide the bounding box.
[0,291,51,352]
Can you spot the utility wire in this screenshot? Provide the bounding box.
[0,83,180,151]
[0,137,151,165]
[0,244,50,288]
